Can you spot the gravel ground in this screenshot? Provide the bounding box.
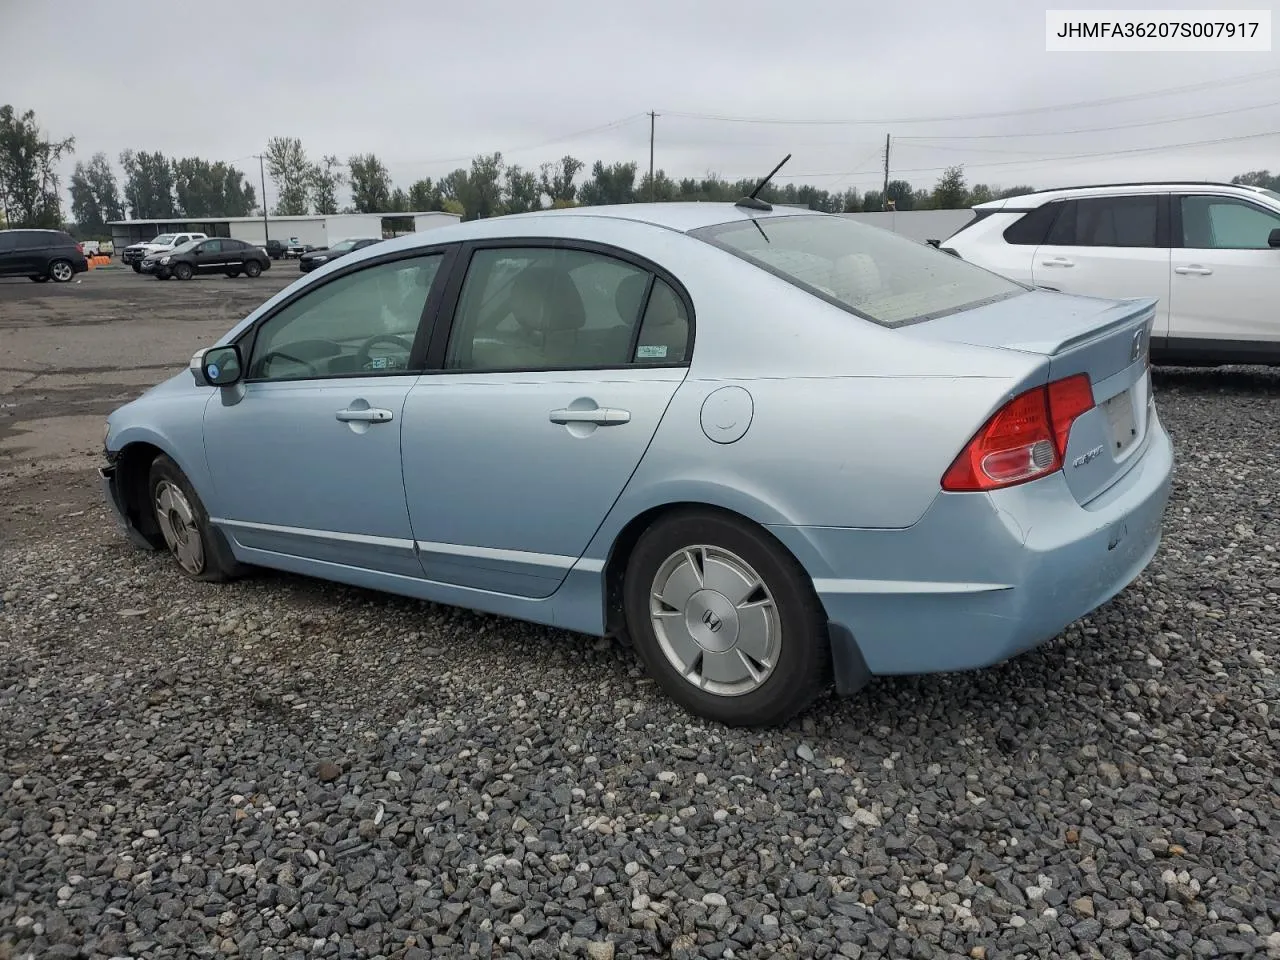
[1,366,1278,960]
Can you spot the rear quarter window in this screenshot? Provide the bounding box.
[1002,203,1062,245]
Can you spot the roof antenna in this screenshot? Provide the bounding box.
[736,153,791,212]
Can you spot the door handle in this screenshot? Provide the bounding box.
[1040,257,1074,267]
[336,408,394,423]
[549,407,631,425]
[1174,265,1213,276]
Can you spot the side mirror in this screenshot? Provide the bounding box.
[190,345,243,387]
[1269,228,1280,248]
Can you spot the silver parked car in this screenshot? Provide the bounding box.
[101,201,1174,727]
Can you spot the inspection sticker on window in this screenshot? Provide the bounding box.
[637,345,667,359]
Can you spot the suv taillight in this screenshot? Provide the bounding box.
[941,374,1095,492]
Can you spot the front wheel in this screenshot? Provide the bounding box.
[173,262,194,281]
[148,454,244,582]
[244,260,262,278]
[49,259,74,282]
[622,509,831,728]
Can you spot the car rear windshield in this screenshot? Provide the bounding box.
[691,213,1025,327]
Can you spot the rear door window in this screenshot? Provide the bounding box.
[1045,196,1159,248]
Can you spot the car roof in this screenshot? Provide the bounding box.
[462,201,825,235]
[973,181,1276,210]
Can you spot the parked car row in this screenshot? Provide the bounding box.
[940,180,1280,367]
[140,238,272,280]
[298,237,382,272]
[114,233,384,280]
[122,232,208,270]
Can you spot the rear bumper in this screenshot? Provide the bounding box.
[771,413,1174,680]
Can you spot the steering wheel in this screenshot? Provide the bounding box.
[356,334,415,371]
[255,350,320,378]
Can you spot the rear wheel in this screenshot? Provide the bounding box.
[173,262,194,281]
[148,454,244,582]
[244,260,262,278]
[622,509,831,727]
[49,259,74,283]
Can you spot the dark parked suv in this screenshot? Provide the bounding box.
[142,238,272,280]
[0,229,89,283]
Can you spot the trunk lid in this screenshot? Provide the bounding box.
[902,289,1157,505]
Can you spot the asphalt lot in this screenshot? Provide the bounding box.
[0,264,298,543]
[1,265,1279,959]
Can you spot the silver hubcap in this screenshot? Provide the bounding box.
[649,545,780,696]
[51,262,72,281]
[154,480,204,575]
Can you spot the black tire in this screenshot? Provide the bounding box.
[130,262,142,273]
[244,260,262,278]
[225,268,241,278]
[30,275,48,283]
[173,262,194,281]
[622,508,831,728]
[48,259,74,283]
[147,454,245,583]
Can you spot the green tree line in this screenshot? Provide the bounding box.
[3,102,1277,233]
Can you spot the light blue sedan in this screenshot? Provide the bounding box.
[101,200,1174,727]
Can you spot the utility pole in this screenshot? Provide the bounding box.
[882,134,891,211]
[253,154,270,242]
[648,111,658,201]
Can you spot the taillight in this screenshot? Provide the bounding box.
[942,374,1095,492]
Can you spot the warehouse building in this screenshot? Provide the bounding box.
[107,211,461,253]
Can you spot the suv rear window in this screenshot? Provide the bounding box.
[692,213,1025,327]
[1002,202,1063,245]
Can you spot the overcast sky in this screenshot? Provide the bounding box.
[2,0,1278,208]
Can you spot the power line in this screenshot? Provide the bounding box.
[659,67,1280,127]
[765,130,1280,180]
[384,114,649,167]
[896,99,1280,141]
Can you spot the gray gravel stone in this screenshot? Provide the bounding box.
[0,367,1277,960]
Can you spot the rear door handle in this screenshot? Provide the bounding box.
[336,408,394,423]
[1174,265,1213,276]
[549,407,631,425]
[1041,257,1074,267]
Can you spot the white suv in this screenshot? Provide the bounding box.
[941,181,1280,366]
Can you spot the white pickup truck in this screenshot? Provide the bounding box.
[122,232,208,272]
